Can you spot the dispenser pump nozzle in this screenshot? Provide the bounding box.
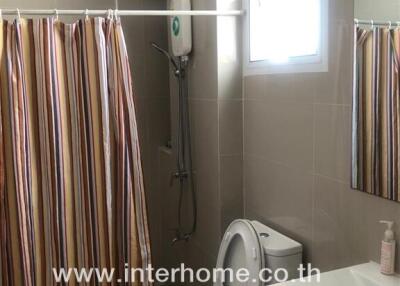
[380,220,395,241]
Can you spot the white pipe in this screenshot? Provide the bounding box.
[0,9,244,17]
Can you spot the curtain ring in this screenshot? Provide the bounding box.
[370,20,374,29]
[54,9,59,21]
[85,9,89,20]
[16,8,21,21]
[354,18,359,28]
[388,21,392,29]
[107,9,113,20]
[114,9,119,20]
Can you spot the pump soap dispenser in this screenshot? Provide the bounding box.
[380,220,396,275]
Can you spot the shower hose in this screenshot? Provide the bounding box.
[176,56,197,242]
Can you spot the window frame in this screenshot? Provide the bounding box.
[243,0,329,76]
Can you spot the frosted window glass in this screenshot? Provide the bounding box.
[249,0,321,62]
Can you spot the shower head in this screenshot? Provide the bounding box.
[151,42,179,71]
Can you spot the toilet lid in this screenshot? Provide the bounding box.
[215,219,264,285]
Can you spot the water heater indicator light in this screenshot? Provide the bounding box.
[172,17,180,36]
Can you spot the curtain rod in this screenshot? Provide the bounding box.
[354,18,400,27]
[0,9,244,17]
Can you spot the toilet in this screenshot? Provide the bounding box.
[215,219,303,285]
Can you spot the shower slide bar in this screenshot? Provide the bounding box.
[355,18,400,27]
[0,9,244,17]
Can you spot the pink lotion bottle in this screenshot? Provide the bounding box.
[380,221,396,275]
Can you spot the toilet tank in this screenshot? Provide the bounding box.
[251,221,303,285]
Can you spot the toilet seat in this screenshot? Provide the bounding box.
[215,219,265,285]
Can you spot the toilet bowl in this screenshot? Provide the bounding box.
[215,219,303,285]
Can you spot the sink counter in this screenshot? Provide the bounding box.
[274,262,400,286]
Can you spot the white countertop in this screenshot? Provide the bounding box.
[274,262,400,286]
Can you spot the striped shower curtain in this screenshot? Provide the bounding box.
[0,17,151,285]
[352,25,400,202]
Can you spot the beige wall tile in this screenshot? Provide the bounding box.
[1,0,56,9]
[313,175,400,272]
[312,176,369,271]
[244,156,313,260]
[313,20,353,105]
[245,70,315,105]
[180,116,220,262]
[355,0,400,21]
[189,99,219,178]
[188,13,218,99]
[220,155,243,231]
[219,99,243,155]
[243,0,400,274]
[244,75,266,101]
[244,100,314,171]
[314,104,351,182]
[329,0,354,22]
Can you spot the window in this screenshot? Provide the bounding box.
[243,0,328,75]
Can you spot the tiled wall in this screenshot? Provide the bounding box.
[161,0,222,275]
[243,0,400,273]
[160,0,244,280]
[217,0,244,233]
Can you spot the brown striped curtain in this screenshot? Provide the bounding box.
[352,25,400,203]
[0,17,151,285]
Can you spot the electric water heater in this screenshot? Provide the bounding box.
[169,0,192,57]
